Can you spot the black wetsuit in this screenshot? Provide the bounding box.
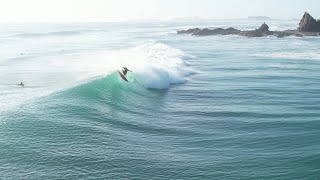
[123,69,128,75]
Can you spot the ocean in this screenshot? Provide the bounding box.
[1,20,320,179]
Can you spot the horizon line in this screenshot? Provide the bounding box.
[0,16,302,23]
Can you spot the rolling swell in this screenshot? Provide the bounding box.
[2,21,320,179]
[1,70,200,179]
[57,72,195,136]
[13,30,90,38]
[11,26,110,38]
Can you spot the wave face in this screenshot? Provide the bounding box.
[1,21,320,179]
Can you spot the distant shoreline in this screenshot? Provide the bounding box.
[177,12,320,38]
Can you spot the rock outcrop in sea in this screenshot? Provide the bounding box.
[298,12,320,32]
[177,12,320,38]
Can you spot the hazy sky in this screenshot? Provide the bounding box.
[0,0,319,22]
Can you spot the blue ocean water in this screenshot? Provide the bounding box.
[1,20,320,179]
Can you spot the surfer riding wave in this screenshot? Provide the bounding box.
[122,67,132,75]
[118,67,132,82]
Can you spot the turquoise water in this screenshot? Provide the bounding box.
[1,21,320,179]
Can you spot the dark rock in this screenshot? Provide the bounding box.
[177,28,200,34]
[240,30,262,37]
[177,13,320,38]
[273,31,292,38]
[191,27,242,36]
[258,22,269,32]
[240,23,270,37]
[192,28,223,36]
[221,27,241,35]
[298,12,320,32]
[306,32,320,36]
[210,28,225,34]
[191,28,211,36]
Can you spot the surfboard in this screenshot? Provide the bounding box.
[118,70,128,82]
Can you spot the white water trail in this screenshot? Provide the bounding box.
[106,43,193,89]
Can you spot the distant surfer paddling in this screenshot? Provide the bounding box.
[17,82,24,87]
[118,67,132,82]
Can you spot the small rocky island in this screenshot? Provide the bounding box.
[177,12,320,38]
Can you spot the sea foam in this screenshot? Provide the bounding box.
[253,51,320,60]
[111,43,193,89]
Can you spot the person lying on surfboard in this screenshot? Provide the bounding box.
[17,82,24,87]
[122,67,132,75]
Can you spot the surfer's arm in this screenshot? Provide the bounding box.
[122,67,132,72]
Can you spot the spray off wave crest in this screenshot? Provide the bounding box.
[110,43,193,89]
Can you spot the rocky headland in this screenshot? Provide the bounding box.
[177,12,320,38]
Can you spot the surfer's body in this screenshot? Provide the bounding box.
[122,67,131,75]
[118,67,132,82]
